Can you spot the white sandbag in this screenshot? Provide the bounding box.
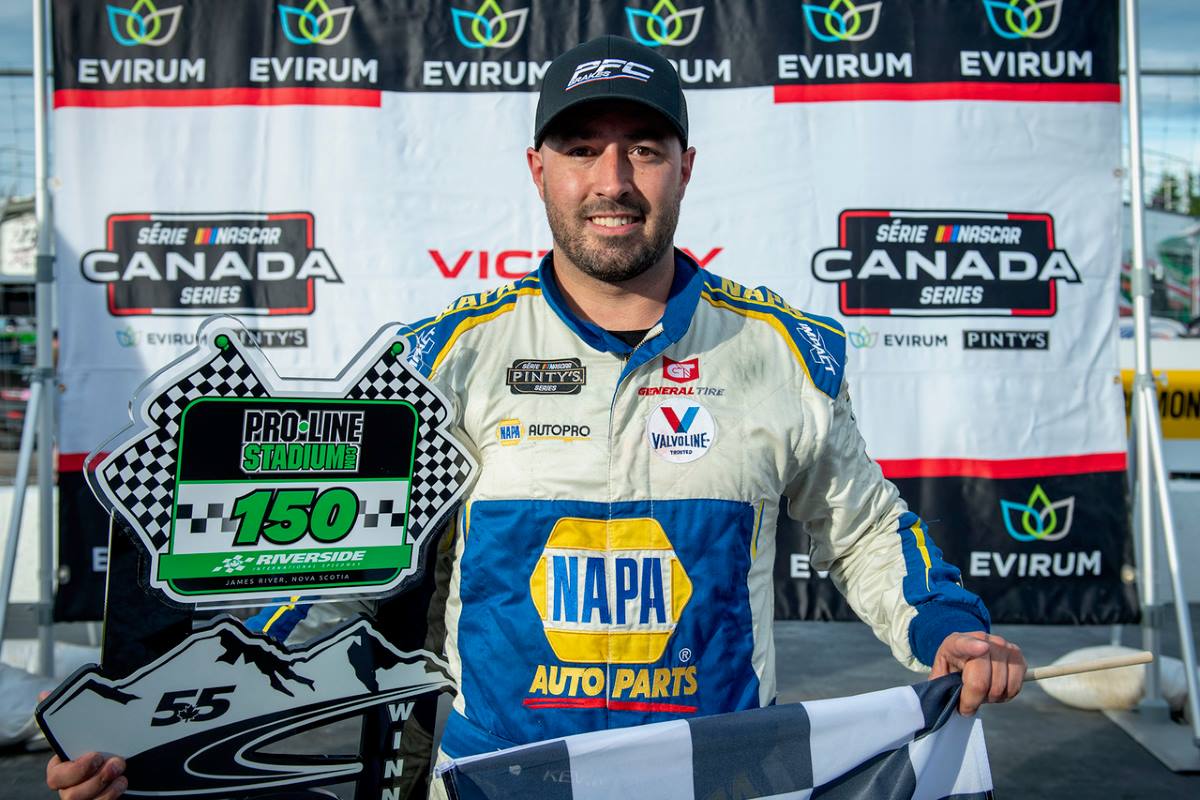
[0,639,101,747]
[1039,644,1192,714]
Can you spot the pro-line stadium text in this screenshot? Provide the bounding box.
[241,409,364,473]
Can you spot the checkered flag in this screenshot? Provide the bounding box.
[90,320,476,601]
[439,675,992,800]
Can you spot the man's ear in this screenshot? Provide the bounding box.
[678,146,696,199]
[527,146,545,201]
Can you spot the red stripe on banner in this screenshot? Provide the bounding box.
[59,452,108,472]
[878,452,1128,479]
[54,87,382,109]
[773,82,1120,104]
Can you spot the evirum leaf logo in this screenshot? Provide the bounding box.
[279,0,355,46]
[999,484,1075,542]
[451,0,529,50]
[802,0,881,43]
[625,0,705,48]
[848,325,878,349]
[982,0,1063,40]
[106,0,182,47]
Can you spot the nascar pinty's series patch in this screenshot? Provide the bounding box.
[645,400,717,463]
[86,316,475,606]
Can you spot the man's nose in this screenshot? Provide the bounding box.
[592,144,634,200]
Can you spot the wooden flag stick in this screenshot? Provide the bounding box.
[1024,651,1153,682]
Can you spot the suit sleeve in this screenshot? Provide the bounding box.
[782,382,991,670]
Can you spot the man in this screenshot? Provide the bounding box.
[47,34,1023,800]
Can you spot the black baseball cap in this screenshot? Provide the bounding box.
[534,35,688,148]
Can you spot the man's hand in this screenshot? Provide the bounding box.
[45,752,126,800]
[930,631,1025,715]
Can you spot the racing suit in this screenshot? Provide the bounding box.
[256,249,990,760]
[403,250,990,758]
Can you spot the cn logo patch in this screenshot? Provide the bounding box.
[646,401,716,463]
[662,356,699,383]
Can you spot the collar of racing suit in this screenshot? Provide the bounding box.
[536,248,705,384]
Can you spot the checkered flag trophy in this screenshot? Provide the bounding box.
[85,316,476,607]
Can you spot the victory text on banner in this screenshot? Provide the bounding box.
[52,0,1133,623]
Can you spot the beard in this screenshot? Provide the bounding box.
[544,193,680,284]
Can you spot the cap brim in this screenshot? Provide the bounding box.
[534,94,688,147]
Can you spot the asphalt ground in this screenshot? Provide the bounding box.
[4,620,1200,799]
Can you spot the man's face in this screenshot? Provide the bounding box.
[528,101,695,284]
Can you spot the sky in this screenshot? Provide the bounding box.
[0,0,1198,202]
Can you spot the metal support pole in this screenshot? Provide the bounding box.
[1124,0,1163,704]
[32,0,55,677]
[1140,386,1200,742]
[1190,232,1198,322]
[1104,0,1200,766]
[0,382,41,641]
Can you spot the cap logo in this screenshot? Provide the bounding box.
[566,58,655,91]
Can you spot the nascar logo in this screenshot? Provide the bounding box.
[529,518,692,664]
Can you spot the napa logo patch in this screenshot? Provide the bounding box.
[646,401,716,463]
[528,518,692,664]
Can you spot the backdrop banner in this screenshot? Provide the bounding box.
[52,0,1135,623]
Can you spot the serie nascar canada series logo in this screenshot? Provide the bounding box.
[81,212,342,316]
[812,209,1080,317]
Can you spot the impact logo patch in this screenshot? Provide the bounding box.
[646,401,716,463]
[81,212,342,317]
[812,209,1080,317]
[506,358,586,395]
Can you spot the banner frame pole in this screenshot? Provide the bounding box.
[1119,0,1200,753]
[0,382,41,644]
[1138,385,1200,739]
[31,0,55,678]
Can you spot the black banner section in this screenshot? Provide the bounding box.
[53,473,111,622]
[775,470,1139,625]
[53,1,1119,97]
